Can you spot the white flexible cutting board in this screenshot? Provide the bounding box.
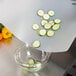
[0,0,76,52]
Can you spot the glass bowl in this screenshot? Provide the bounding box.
[14,44,51,72]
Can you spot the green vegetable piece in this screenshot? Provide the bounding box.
[41,20,48,26]
[29,64,36,68]
[28,59,35,65]
[35,62,42,71]
[32,40,41,48]
[0,23,4,32]
[22,64,30,67]
[52,24,60,31]
[48,10,55,17]
[72,3,76,5]
[54,19,61,24]
[43,14,50,20]
[44,23,52,30]
[22,63,35,68]
[49,20,54,26]
[32,24,39,30]
[38,29,46,36]
[37,10,44,17]
[47,30,55,37]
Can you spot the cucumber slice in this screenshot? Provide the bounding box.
[29,64,35,68]
[49,20,54,26]
[32,40,41,48]
[41,20,48,26]
[35,62,42,71]
[22,63,35,68]
[22,64,30,67]
[48,10,55,17]
[54,19,61,24]
[47,30,55,37]
[38,29,46,36]
[44,23,52,30]
[52,24,60,31]
[43,14,50,20]
[28,59,35,65]
[32,24,39,30]
[37,10,44,17]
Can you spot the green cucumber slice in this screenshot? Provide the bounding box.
[43,14,50,20]
[41,20,48,26]
[22,63,36,68]
[52,24,60,31]
[44,23,52,30]
[37,10,44,17]
[32,40,41,48]
[35,62,42,71]
[47,30,55,37]
[38,29,46,36]
[54,19,61,24]
[22,64,30,67]
[48,10,55,17]
[28,59,35,65]
[32,24,39,30]
[49,20,54,26]
[29,64,35,68]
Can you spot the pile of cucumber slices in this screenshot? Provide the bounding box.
[32,9,61,48]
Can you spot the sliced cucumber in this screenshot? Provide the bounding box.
[29,64,35,68]
[22,64,30,67]
[47,30,55,37]
[43,14,50,20]
[44,23,52,30]
[52,24,60,31]
[38,29,46,36]
[41,20,48,26]
[32,40,41,48]
[22,64,35,68]
[54,19,61,24]
[32,24,39,30]
[28,59,35,65]
[37,10,44,17]
[35,62,42,71]
[49,20,54,26]
[48,10,55,17]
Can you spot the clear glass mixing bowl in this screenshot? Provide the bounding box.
[14,44,51,72]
